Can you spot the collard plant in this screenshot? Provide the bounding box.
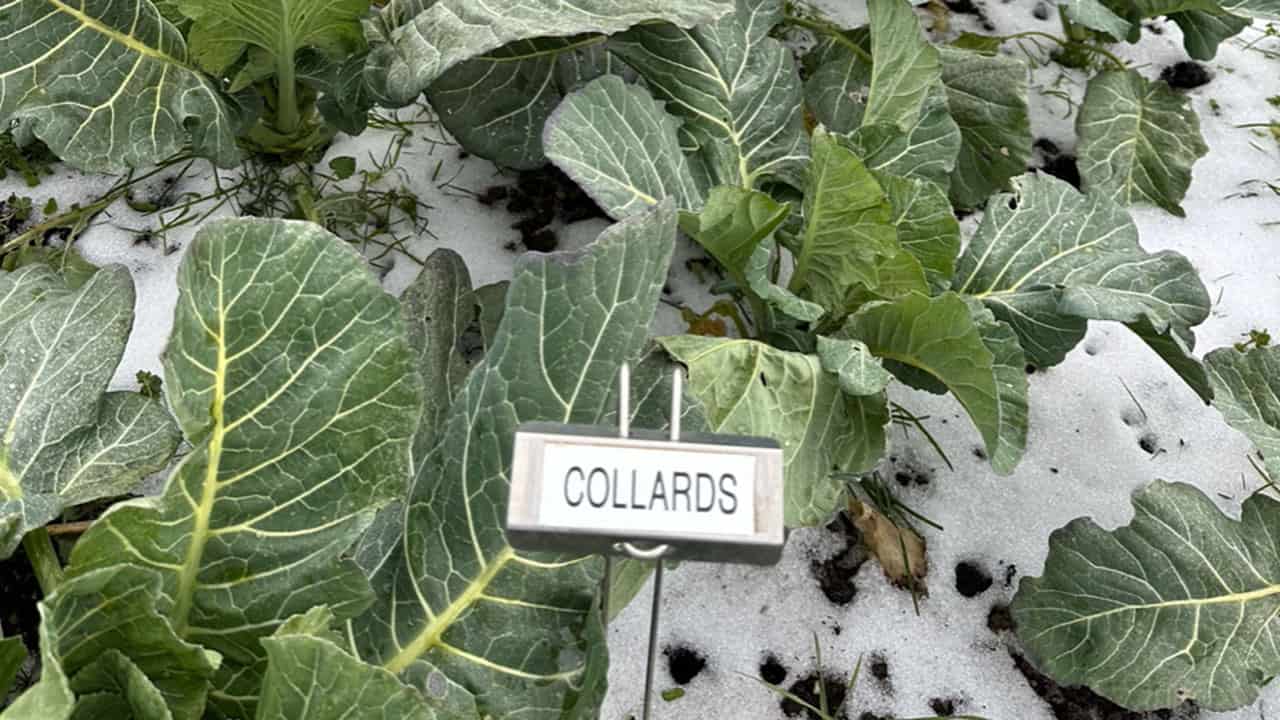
[0,0,736,171]
[0,203,691,718]
[5,0,1276,179]
[1012,341,1280,713]
[542,0,1216,528]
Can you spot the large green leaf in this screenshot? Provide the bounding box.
[258,608,435,720]
[864,0,940,131]
[1170,9,1250,60]
[954,173,1210,377]
[0,0,241,172]
[848,292,1028,474]
[177,0,367,77]
[350,203,677,719]
[680,186,790,273]
[877,172,959,290]
[365,0,731,105]
[546,76,703,218]
[1207,345,1280,479]
[1013,481,1280,711]
[0,619,72,720]
[428,36,617,169]
[803,29,871,134]
[1061,0,1134,38]
[846,85,962,193]
[65,220,422,718]
[938,47,1032,209]
[29,566,220,720]
[790,129,898,314]
[1220,0,1280,18]
[1077,70,1207,217]
[0,635,26,703]
[0,262,180,560]
[660,335,889,527]
[611,0,810,190]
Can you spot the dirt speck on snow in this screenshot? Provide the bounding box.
[760,654,788,685]
[664,645,707,685]
[781,673,850,719]
[812,512,869,605]
[1161,61,1212,90]
[954,561,994,598]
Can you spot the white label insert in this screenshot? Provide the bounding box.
[537,441,757,536]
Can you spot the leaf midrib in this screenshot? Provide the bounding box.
[171,264,228,635]
[45,0,192,69]
[383,546,516,674]
[1032,583,1280,637]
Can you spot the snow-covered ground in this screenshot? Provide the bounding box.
[1,1,1278,718]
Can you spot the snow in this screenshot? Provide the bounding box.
[1,2,1278,718]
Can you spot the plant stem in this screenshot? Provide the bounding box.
[997,29,1126,69]
[782,13,873,65]
[275,44,301,136]
[22,528,63,596]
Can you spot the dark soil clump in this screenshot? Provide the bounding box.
[781,673,850,719]
[760,654,788,685]
[480,166,606,252]
[868,653,892,694]
[1041,154,1081,190]
[930,697,959,715]
[1160,62,1212,90]
[955,561,994,598]
[1012,651,1201,719]
[987,604,1015,633]
[943,0,996,30]
[664,645,707,685]
[812,513,869,605]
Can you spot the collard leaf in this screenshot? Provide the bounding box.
[429,36,617,169]
[938,47,1032,209]
[546,76,702,218]
[848,292,1028,473]
[1130,315,1213,403]
[864,0,941,130]
[1077,70,1208,217]
[660,335,889,527]
[178,0,368,76]
[790,129,898,314]
[69,651,172,720]
[1060,0,1133,38]
[0,635,25,702]
[877,172,960,289]
[679,186,790,273]
[258,609,435,720]
[366,0,732,105]
[35,566,220,720]
[847,85,962,192]
[746,240,826,325]
[1207,345,1280,479]
[1013,481,1280,711]
[816,336,892,396]
[1170,9,1250,59]
[953,173,1210,377]
[0,263,180,560]
[66,220,422,718]
[1220,0,1280,18]
[0,620,72,720]
[611,0,810,190]
[0,0,241,172]
[803,29,871,134]
[351,204,677,719]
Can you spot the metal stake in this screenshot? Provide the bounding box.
[609,366,685,720]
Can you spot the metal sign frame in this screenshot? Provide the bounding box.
[506,423,784,564]
[504,364,786,720]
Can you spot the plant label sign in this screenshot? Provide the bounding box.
[507,422,785,564]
